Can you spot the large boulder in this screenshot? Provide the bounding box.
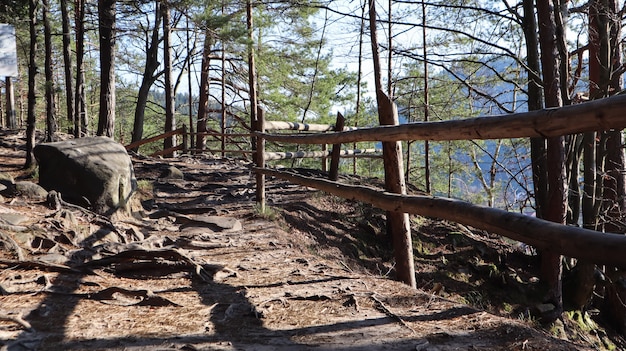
[34,136,137,216]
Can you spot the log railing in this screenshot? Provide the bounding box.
[254,93,626,270]
[125,127,256,157]
[259,93,626,145]
[125,118,379,161]
[124,126,187,157]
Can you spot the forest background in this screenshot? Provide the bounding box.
[0,0,625,334]
[0,0,541,211]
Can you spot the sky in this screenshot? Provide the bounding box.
[0,24,18,77]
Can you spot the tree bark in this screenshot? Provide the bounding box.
[195,33,212,151]
[604,130,626,233]
[588,0,626,333]
[185,16,195,152]
[131,1,161,150]
[220,7,226,158]
[247,0,259,156]
[596,0,626,234]
[163,2,175,157]
[568,0,605,312]
[353,0,366,176]
[522,0,547,219]
[368,0,415,288]
[60,0,74,125]
[97,0,116,138]
[537,0,566,321]
[24,0,38,169]
[421,0,430,194]
[74,0,87,138]
[43,0,57,142]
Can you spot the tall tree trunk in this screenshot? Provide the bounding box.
[247,0,264,210]
[604,130,626,232]
[597,0,626,235]
[368,0,415,288]
[565,135,582,225]
[74,0,87,138]
[97,0,116,138]
[186,16,195,151]
[25,0,38,168]
[566,0,608,312]
[60,0,74,125]
[536,0,566,322]
[163,1,175,156]
[387,0,392,97]
[522,0,547,219]
[353,0,366,176]
[554,0,571,106]
[43,0,56,142]
[195,33,212,151]
[131,1,161,149]
[220,0,227,157]
[247,0,258,154]
[589,0,626,333]
[422,0,430,193]
[603,127,626,333]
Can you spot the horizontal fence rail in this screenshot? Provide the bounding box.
[264,120,358,132]
[125,127,255,157]
[264,148,382,161]
[124,127,186,152]
[257,168,626,268]
[257,93,626,144]
[186,149,253,155]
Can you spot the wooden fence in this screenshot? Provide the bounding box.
[254,93,626,285]
[125,94,626,287]
[124,113,381,166]
[124,126,188,157]
[124,126,254,157]
[252,110,382,212]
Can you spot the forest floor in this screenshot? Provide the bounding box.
[0,130,623,350]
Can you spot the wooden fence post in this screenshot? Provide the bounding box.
[255,108,266,212]
[329,112,345,181]
[321,144,328,172]
[182,124,188,153]
[5,78,16,129]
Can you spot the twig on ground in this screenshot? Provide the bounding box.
[370,293,416,335]
[339,261,353,273]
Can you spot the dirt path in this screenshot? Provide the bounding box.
[0,136,595,350]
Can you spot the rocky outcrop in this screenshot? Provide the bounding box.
[34,136,137,216]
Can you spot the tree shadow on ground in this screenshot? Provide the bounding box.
[7,246,444,351]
